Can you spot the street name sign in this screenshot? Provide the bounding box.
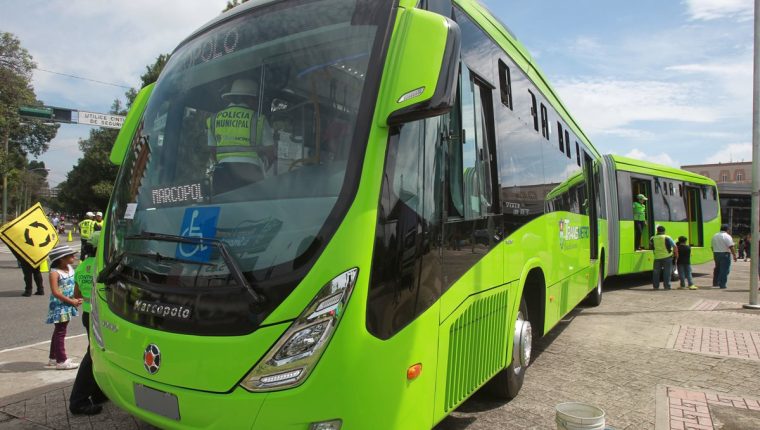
[78,111,125,129]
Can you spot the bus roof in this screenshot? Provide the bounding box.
[606,154,716,185]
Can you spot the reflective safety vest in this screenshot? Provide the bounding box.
[78,219,94,239]
[652,234,674,260]
[93,220,103,231]
[74,257,96,313]
[633,201,647,221]
[212,106,266,164]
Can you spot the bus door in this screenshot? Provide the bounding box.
[684,186,704,246]
[631,178,653,249]
[583,153,598,260]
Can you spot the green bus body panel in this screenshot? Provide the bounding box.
[616,219,721,275]
[93,1,611,428]
[110,83,155,165]
[94,300,287,392]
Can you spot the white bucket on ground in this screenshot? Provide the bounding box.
[555,402,606,430]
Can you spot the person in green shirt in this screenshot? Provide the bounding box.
[70,231,106,415]
[650,225,679,290]
[633,194,648,250]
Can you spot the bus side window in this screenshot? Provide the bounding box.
[528,90,538,132]
[451,67,496,220]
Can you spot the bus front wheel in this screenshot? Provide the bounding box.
[485,296,532,400]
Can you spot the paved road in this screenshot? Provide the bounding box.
[1,260,759,429]
[0,240,85,350]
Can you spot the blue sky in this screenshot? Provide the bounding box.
[0,0,755,185]
[485,0,755,167]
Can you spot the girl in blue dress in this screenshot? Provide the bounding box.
[46,246,82,370]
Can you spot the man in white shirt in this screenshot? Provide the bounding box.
[711,224,737,289]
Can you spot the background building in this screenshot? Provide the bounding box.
[682,162,750,236]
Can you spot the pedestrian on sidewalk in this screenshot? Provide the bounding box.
[738,237,746,260]
[676,236,697,290]
[46,246,81,370]
[10,248,44,296]
[651,225,678,290]
[711,224,737,289]
[69,232,106,415]
[744,234,751,262]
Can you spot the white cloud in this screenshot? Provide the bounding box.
[555,79,719,135]
[2,0,229,186]
[666,58,753,106]
[704,143,752,163]
[683,0,753,21]
[624,149,677,167]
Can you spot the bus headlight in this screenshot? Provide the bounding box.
[240,268,358,392]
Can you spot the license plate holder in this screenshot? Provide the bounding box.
[134,383,180,421]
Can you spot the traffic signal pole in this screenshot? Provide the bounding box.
[745,0,760,310]
[2,129,8,225]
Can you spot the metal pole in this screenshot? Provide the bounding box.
[745,0,760,310]
[2,130,7,225]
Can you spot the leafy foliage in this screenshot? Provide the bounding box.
[0,32,58,218]
[223,0,250,12]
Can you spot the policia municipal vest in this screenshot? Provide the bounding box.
[652,234,674,260]
[211,105,266,165]
[78,219,94,240]
[633,201,647,221]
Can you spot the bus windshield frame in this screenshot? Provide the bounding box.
[102,0,395,335]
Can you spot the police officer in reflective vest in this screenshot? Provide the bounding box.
[93,211,103,232]
[209,79,274,193]
[651,225,679,290]
[78,212,95,260]
[633,194,647,251]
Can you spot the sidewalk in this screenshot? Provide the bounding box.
[2,261,759,429]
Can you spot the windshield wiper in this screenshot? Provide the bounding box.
[97,251,126,285]
[124,231,266,304]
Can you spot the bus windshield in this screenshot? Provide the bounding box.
[104,0,390,332]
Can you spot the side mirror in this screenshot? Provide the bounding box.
[381,8,460,126]
[110,83,155,165]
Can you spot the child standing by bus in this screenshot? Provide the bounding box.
[676,236,697,290]
[46,246,82,370]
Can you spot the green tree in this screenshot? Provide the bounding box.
[0,32,58,220]
[125,54,170,107]
[223,0,250,12]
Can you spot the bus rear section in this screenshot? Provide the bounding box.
[602,154,720,277]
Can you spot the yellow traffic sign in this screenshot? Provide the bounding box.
[0,203,59,268]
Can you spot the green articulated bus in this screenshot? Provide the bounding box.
[601,154,720,277]
[91,0,608,428]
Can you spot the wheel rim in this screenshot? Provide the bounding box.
[512,310,532,373]
[597,272,603,295]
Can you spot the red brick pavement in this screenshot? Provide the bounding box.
[667,325,760,361]
[665,387,760,430]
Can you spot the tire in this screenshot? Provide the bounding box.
[586,265,603,307]
[484,296,532,400]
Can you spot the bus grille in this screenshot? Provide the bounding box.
[444,290,508,412]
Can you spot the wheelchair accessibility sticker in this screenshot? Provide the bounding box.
[176,207,221,262]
